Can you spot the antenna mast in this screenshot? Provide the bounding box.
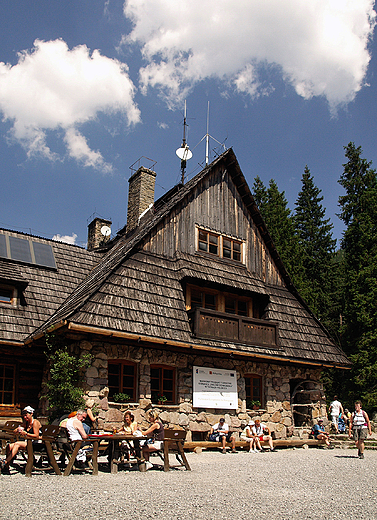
[175,100,193,184]
[197,101,226,166]
[206,101,209,165]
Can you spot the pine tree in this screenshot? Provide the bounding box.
[252,176,268,212]
[338,142,377,410]
[294,166,337,321]
[252,178,304,288]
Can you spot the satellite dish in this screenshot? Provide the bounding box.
[176,145,193,161]
[100,225,111,237]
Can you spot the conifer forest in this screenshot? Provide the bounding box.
[252,142,377,414]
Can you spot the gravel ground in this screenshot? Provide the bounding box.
[1,447,377,520]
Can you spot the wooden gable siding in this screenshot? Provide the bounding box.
[0,230,100,344]
[143,166,283,286]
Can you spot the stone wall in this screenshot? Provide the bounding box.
[54,339,327,440]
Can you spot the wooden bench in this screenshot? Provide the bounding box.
[183,438,324,452]
[152,429,191,472]
[25,424,62,477]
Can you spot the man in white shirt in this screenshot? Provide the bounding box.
[65,410,89,464]
[209,418,237,454]
[329,396,343,434]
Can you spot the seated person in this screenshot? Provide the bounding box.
[209,417,237,454]
[66,400,97,434]
[66,409,90,466]
[1,406,41,474]
[119,411,138,462]
[119,411,138,434]
[311,418,332,448]
[252,418,276,451]
[240,420,257,452]
[140,410,165,470]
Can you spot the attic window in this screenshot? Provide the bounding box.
[0,285,16,305]
[197,228,243,263]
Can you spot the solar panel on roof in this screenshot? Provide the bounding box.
[9,236,32,263]
[32,241,56,268]
[0,234,7,258]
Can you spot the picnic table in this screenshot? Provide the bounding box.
[63,433,148,476]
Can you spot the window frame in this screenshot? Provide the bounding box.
[107,361,137,401]
[0,363,16,406]
[196,227,244,263]
[150,364,176,404]
[186,284,255,317]
[245,374,263,408]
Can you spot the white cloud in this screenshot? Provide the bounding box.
[0,39,141,171]
[157,121,169,129]
[124,0,376,110]
[52,233,78,245]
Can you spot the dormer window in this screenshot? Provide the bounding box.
[197,227,243,263]
[0,285,16,306]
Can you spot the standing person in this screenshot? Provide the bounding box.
[209,417,237,454]
[252,418,276,452]
[141,410,165,470]
[349,401,372,459]
[0,406,41,474]
[329,396,343,433]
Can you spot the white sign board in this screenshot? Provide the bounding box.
[193,366,238,409]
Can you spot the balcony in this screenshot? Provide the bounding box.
[188,307,278,347]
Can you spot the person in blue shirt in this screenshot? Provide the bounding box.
[312,418,333,448]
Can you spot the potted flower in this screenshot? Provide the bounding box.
[157,394,168,405]
[246,399,261,410]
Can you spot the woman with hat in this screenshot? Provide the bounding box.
[0,406,41,474]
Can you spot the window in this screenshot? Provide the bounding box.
[223,238,242,261]
[150,365,175,404]
[0,364,16,405]
[245,374,262,408]
[0,233,56,268]
[225,297,248,316]
[197,228,243,263]
[198,229,218,255]
[191,288,217,311]
[108,361,137,401]
[187,285,253,316]
[0,285,16,305]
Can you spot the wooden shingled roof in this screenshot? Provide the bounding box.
[26,149,350,368]
[0,229,100,345]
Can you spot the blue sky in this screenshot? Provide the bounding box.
[0,0,376,247]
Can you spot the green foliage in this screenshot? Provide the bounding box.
[44,333,92,420]
[112,393,130,403]
[338,142,377,411]
[294,166,337,322]
[252,177,304,289]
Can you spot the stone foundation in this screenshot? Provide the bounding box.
[43,339,327,439]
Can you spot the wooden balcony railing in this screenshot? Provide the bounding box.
[188,307,278,347]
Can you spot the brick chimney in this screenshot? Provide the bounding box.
[87,217,112,251]
[127,166,156,233]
